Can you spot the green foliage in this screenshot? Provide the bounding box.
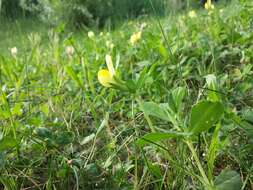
[0,0,253,189]
[0,0,23,18]
[61,0,166,27]
[0,137,18,151]
[214,169,243,190]
[189,101,224,134]
[140,102,171,121]
[136,132,190,147]
[0,0,166,26]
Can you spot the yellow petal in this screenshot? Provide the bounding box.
[98,69,114,87]
[205,0,214,10]
[105,54,115,76]
[130,31,142,45]
[204,2,209,9]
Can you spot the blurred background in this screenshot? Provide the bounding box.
[0,0,229,28]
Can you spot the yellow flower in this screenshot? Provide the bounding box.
[88,31,95,38]
[105,54,115,76]
[130,31,142,45]
[98,69,114,87]
[97,54,116,87]
[188,10,197,18]
[205,0,214,10]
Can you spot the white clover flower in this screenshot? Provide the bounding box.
[65,46,74,57]
[140,22,147,30]
[11,47,18,57]
[88,31,95,38]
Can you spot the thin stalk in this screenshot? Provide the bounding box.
[186,140,214,190]
[132,99,139,190]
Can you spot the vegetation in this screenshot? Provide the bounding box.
[0,0,253,189]
[0,0,167,27]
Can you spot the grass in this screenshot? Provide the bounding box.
[0,18,49,55]
[0,0,253,189]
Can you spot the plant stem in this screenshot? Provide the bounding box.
[132,99,139,190]
[186,140,214,190]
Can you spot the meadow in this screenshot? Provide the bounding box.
[0,0,253,189]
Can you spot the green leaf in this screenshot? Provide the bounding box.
[240,109,253,139]
[125,80,137,92]
[0,137,18,151]
[65,66,84,89]
[55,131,75,146]
[57,168,69,178]
[207,124,221,179]
[147,161,162,179]
[189,101,224,134]
[214,169,242,190]
[11,103,23,116]
[205,74,220,102]
[136,67,148,89]
[136,132,190,147]
[169,86,186,113]
[34,127,52,139]
[140,102,169,121]
[158,44,168,58]
[240,121,253,140]
[80,133,95,145]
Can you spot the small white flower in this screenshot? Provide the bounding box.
[110,43,114,49]
[140,22,147,30]
[65,46,74,57]
[11,47,18,57]
[88,31,95,38]
[2,85,7,92]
